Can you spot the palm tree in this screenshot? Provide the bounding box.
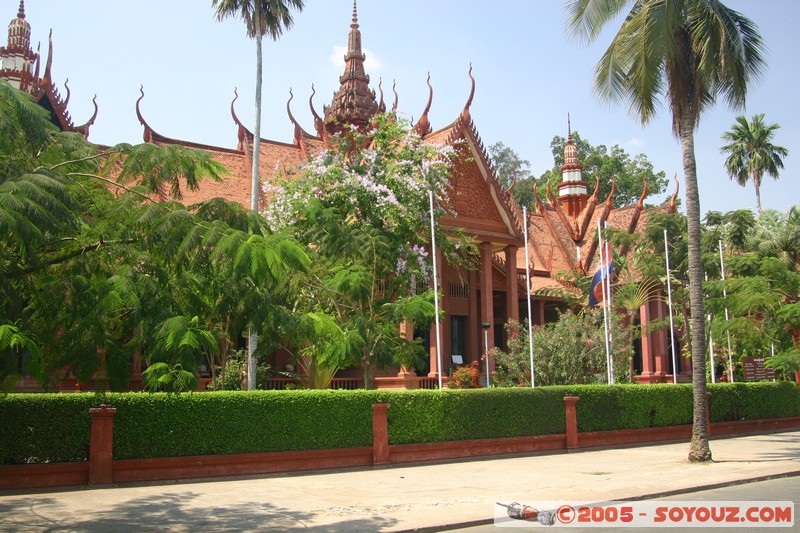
[566,0,766,462]
[212,0,305,390]
[721,114,788,216]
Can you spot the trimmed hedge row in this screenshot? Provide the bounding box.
[0,394,103,464]
[385,388,567,444]
[1,382,797,464]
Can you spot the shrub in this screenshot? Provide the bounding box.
[0,394,104,464]
[1,383,797,464]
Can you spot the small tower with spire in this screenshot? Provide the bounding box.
[0,1,38,91]
[557,115,590,217]
[323,0,380,135]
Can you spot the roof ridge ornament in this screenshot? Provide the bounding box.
[636,178,648,210]
[75,94,98,139]
[413,73,433,136]
[135,85,154,143]
[604,176,616,208]
[459,64,475,123]
[42,29,53,88]
[669,173,679,210]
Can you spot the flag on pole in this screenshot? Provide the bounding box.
[588,257,614,307]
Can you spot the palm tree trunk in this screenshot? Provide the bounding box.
[680,110,712,462]
[754,172,763,217]
[247,35,264,392]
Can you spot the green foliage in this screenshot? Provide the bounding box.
[265,115,473,387]
[385,388,567,444]
[209,349,272,390]
[721,114,789,215]
[110,390,375,459]
[707,382,798,421]
[141,363,198,393]
[0,80,310,391]
[493,312,629,387]
[3,384,797,464]
[565,384,693,432]
[0,393,103,464]
[487,141,531,190]
[548,131,668,208]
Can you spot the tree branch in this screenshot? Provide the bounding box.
[4,238,138,278]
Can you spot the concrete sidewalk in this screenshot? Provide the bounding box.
[0,431,798,532]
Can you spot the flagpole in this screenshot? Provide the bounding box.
[523,207,535,388]
[604,222,614,384]
[429,190,443,390]
[664,229,678,384]
[719,240,734,383]
[598,220,612,385]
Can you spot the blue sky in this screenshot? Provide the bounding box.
[14,0,797,216]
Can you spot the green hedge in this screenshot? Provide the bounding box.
[564,384,695,432]
[385,388,567,444]
[0,394,105,464]
[111,390,381,459]
[707,381,798,421]
[1,382,797,464]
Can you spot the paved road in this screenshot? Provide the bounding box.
[454,475,799,532]
[0,431,798,532]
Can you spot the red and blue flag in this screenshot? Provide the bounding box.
[588,259,614,307]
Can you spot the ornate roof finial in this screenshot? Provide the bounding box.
[567,112,572,139]
[636,178,648,210]
[42,29,53,87]
[456,64,476,125]
[63,78,71,107]
[391,80,398,113]
[413,73,433,136]
[323,0,379,134]
[669,173,680,210]
[75,94,98,139]
[135,85,153,143]
[18,0,26,19]
[605,176,616,208]
[377,78,386,113]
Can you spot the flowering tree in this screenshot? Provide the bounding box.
[492,311,628,387]
[264,115,473,388]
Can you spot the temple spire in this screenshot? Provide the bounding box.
[557,115,590,218]
[1,0,36,91]
[323,0,379,135]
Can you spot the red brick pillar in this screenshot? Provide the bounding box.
[564,395,580,450]
[89,404,116,484]
[372,403,390,465]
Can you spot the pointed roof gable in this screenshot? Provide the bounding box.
[424,68,522,245]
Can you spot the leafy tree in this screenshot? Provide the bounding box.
[488,134,667,211]
[549,131,668,208]
[567,0,767,463]
[721,114,789,216]
[0,80,307,392]
[265,116,474,388]
[492,312,628,387]
[213,0,306,390]
[488,141,531,190]
[750,207,800,272]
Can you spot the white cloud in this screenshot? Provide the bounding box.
[624,137,645,148]
[329,45,382,71]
